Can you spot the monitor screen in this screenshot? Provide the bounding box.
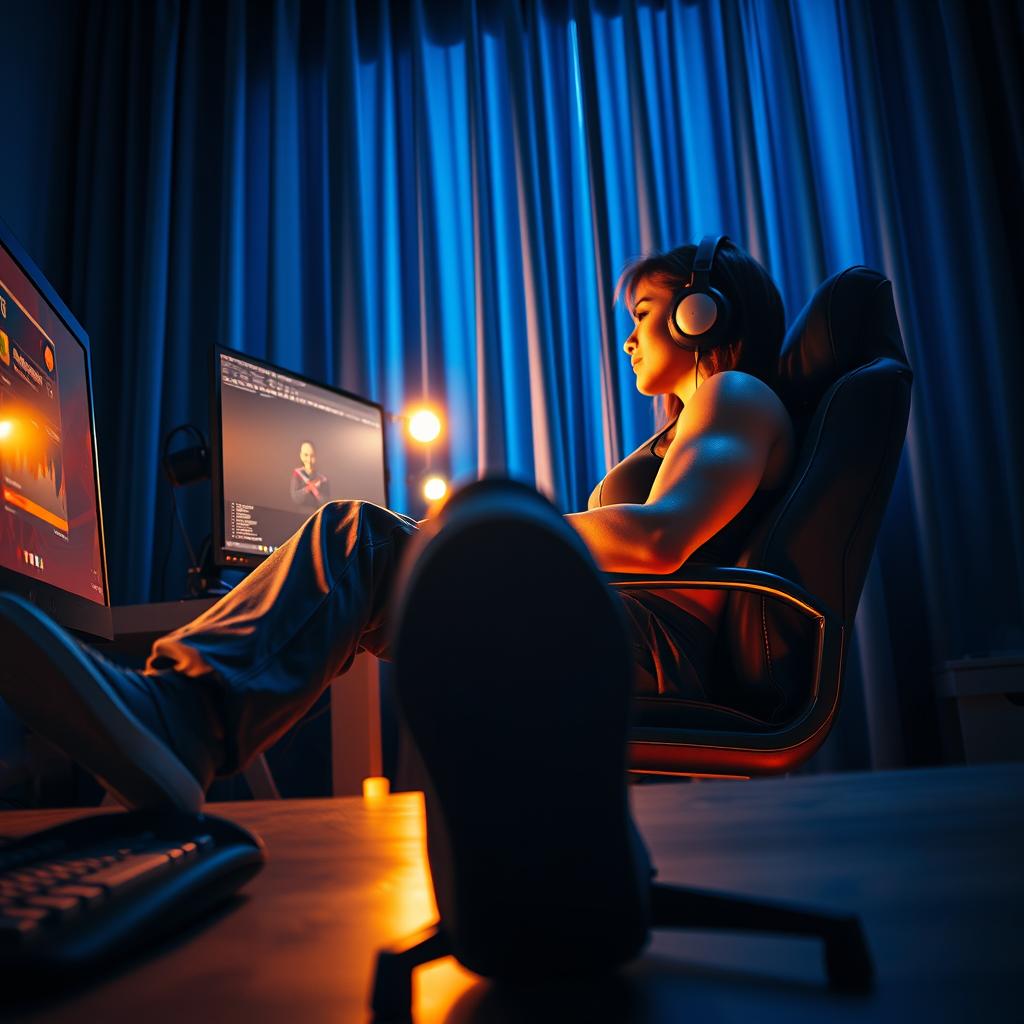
[212,347,389,569]
[0,221,109,638]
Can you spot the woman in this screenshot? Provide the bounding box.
[0,237,792,813]
[572,235,793,699]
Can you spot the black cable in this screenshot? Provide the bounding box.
[160,423,207,599]
[157,498,176,601]
[187,535,214,598]
[170,484,199,570]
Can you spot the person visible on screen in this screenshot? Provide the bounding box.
[290,440,330,507]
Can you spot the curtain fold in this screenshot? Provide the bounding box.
[4,0,1019,771]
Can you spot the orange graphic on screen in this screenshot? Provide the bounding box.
[43,343,55,374]
[0,408,69,534]
[0,330,8,366]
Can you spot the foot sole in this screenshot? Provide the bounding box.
[392,481,648,979]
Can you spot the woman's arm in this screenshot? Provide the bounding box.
[565,503,681,573]
[565,372,787,573]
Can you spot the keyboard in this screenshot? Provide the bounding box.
[0,808,265,977]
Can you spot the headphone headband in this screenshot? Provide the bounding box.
[689,234,726,289]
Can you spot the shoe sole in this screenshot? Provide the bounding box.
[0,593,203,813]
[392,481,648,979]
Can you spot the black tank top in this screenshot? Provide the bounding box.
[595,418,780,565]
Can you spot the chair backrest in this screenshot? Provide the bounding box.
[713,266,912,723]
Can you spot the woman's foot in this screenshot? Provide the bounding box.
[391,479,651,981]
[0,593,220,812]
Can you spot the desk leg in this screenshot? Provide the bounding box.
[331,652,382,796]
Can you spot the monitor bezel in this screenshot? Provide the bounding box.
[210,343,391,571]
[0,218,112,641]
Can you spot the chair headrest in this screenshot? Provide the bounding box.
[777,266,910,414]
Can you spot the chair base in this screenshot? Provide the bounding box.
[371,923,451,1020]
[370,881,873,1019]
[648,880,873,991]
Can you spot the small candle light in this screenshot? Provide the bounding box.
[363,776,390,802]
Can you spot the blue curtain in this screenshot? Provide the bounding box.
[2,0,1020,771]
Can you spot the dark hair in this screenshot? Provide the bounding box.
[616,239,785,427]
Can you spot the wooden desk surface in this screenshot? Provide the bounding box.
[2,763,1022,1023]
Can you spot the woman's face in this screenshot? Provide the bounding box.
[622,276,695,399]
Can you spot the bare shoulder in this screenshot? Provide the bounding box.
[685,370,789,432]
[676,371,794,487]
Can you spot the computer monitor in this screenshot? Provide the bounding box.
[211,346,389,570]
[0,220,110,640]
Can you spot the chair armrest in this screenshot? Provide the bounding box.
[605,565,839,627]
[605,566,846,776]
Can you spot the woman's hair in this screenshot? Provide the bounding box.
[616,239,785,427]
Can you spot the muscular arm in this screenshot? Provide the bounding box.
[565,372,787,573]
[564,502,682,573]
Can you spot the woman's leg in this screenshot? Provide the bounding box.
[616,591,716,698]
[145,499,418,775]
[0,499,417,810]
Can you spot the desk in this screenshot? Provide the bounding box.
[2,763,1022,1022]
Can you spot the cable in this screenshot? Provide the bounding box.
[157,497,176,601]
[187,535,215,598]
[160,424,208,598]
[170,485,199,569]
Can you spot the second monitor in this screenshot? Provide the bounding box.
[212,347,389,569]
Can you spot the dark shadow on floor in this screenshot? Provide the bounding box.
[438,952,869,1024]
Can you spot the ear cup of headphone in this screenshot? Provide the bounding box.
[667,235,733,350]
[673,290,721,340]
[163,444,210,487]
[162,424,211,487]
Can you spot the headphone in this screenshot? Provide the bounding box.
[162,423,210,487]
[667,234,733,353]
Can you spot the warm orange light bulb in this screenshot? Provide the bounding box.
[423,476,448,502]
[408,409,442,444]
[0,420,12,440]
